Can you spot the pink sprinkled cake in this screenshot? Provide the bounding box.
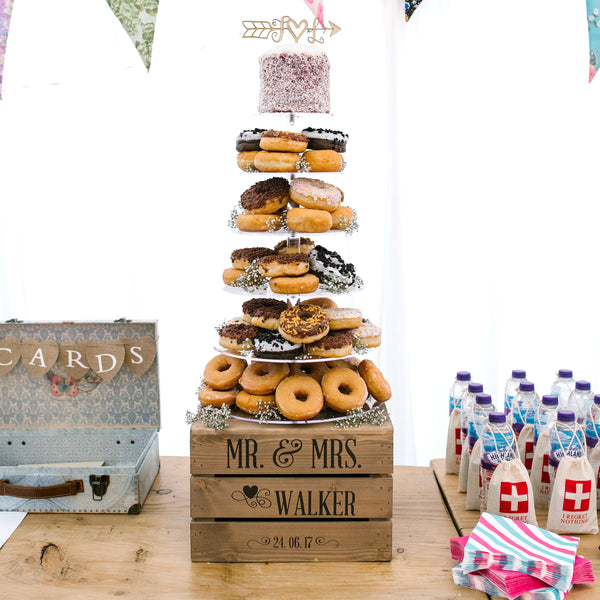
[258,44,330,114]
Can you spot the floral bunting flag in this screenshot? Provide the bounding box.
[0,0,13,98]
[588,0,600,81]
[405,0,424,21]
[303,0,324,26]
[105,0,159,70]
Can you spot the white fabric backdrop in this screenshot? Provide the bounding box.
[1,0,598,466]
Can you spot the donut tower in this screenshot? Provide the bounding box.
[198,43,392,425]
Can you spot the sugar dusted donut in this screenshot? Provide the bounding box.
[203,354,247,390]
[331,206,355,230]
[289,178,342,212]
[219,321,258,351]
[269,273,319,295]
[257,253,310,278]
[231,247,273,270]
[236,128,266,152]
[352,322,381,348]
[274,237,315,255]
[198,385,238,408]
[260,130,309,153]
[236,390,276,415]
[298,150,343,173]
[254,151,299,173]
[307,330,353,358]
[286,207,332,233]
[279,303,329,344]
[240,177,290,215]
[321,368,368,412]
[242,298,288,330]
[275,375,324,420]
[237,151,259,172]
[358,359,392,402]
[300,296,338,309]
[239,361,290,395]
[236,212,284,232]
[323,307,363,330]
[290,361,328,383]
[223,268,244,286]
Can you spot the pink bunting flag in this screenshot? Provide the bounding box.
[0,0,13,99]
[304,0,324,26]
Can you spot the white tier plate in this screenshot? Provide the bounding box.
[213,345,368,364]
[221,284,363,298]
[233,229,351,236]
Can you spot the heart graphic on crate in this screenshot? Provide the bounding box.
[123,336,156,376]
[21,339,59,379]
[243,485,259,499]
[59,341,91,379]
[86,342,125,382]
[0,336,21,375]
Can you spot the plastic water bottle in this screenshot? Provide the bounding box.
[468,393,496,452]
[534,395,559,444]
[551,369,575,409]
[584,394,600,452]
[567,380,594,424]
[504,369,527,416]
[460,382,484,446]
[480,412,517,511]
[549,410,585,475]
[449,371,471,415]
[511,381,539,437]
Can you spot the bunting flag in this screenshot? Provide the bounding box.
[303,0,324,26]
[105,0,159,70]
[588,1,600,81]
[0,0,13,99]
[405,0,424,21]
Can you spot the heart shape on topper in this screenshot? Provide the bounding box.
[243,485,258,499]
[85,341,125,383]
[20,339,59,379]
[123,337,157,377]
[58,341,90,380]
[285,17,308,42]
[0,337,21,376]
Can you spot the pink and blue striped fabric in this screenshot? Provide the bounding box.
[462,513,580,593]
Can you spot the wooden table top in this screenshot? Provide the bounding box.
[0,457,483,600]
[431,458,600,599]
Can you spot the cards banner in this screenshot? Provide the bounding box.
[105,0,159,70]
[588,1,600,81]
[405,0,424,21]
[0,0,13,99]
[303,0,324,26]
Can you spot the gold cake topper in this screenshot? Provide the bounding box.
[242,16,341,44]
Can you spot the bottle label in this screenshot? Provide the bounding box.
[550,428,584,465]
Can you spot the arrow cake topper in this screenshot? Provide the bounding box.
[242,17,341,44]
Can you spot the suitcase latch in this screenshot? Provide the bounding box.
[89,475,110,501]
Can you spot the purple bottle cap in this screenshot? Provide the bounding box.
[541,395,559,406]
[475,393,492,405]
[489,412,506,424]
[557,410,575,423]
[575,380,591,391]
[594,394,600,405]
[468,382,483,393]
[558,369,573,378]
[512,369,526,379]
[519,381,535,392]
[456,371,471,381]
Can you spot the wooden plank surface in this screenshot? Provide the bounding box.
[0,457,483,600]
[431,458,600,599]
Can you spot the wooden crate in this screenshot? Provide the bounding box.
[190,409,393,562]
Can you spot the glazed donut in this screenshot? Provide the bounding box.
[352,322,382,348]
[257,253,310,278]
[300,296,338,309]
[308,245,357,286]
[203,354,247,390]
[289,178,342,212]
[323,307,363,330]
[301,127,348,153]
[231,247,273,270]
[253,329,302,359]
[254,151,299,173]
[236,212,284,232]
[290,361,328,383]
[236,128,266,152]
[275,375,324,420]
[237,151,259,172]
[219,321,258,351]
[299,149,344,173]
[269,273,319,295]
[235,390,276,415]
[260,130,309,153]
[326,356,361,370]
[239,361,290,395]
[321,368,368,412]
[240,177,290,215]
[286,207,332,233]
[242,298,288,330]
[274,237,315,255]
[198,385,238,408]
[331,206,355,230]
[279,303,329,344]
[223,268,244,286]
[307,330,353,358]
[358,359,392,402]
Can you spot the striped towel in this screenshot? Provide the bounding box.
[452,566,569,600]
[462,513,580,593]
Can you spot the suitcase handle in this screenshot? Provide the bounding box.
[0,479,84,499]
